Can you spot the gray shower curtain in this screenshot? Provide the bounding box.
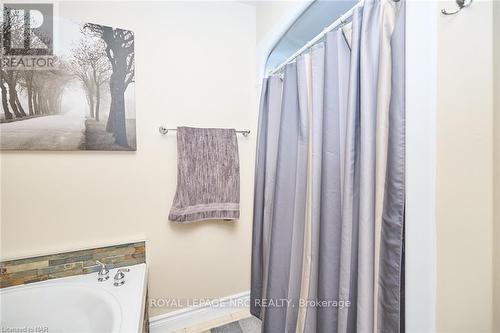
[251,1,405,332]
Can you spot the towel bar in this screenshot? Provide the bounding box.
[159,126,250,137]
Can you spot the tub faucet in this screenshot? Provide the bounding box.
[113,268,130,287]
[95,260,109,282]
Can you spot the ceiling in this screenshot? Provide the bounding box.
[265,0,357,73]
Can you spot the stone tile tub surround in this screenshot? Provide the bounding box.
[0,241,145,288]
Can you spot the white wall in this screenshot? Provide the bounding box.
[405,2,437,331]
[436,1,494,331]
[494,2,500,332]
[0,1,257,318]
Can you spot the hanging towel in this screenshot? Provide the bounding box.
[169,127,240,223]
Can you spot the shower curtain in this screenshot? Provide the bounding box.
[251,1,405,332]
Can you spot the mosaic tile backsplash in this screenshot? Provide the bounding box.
[0,241,145,288]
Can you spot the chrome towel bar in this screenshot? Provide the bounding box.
[159,126,250,137]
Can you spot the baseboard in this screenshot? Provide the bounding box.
[149,291,250,333]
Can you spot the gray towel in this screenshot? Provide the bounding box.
[169,127,240,223]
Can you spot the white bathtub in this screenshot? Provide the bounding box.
[0,263,147,333]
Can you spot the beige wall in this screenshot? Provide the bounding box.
[0,1,257,318]
[252,0,307,79]
[436,1,494,331]
[253,0,303,45]
[494,2,500,332]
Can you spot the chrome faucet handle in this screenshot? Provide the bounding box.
[113,268,130,287]
[95,260,109,282]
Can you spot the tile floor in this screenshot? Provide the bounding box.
[203,316,261,333]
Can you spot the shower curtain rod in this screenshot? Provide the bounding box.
[269,1,363,76]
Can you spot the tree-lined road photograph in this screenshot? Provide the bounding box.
[0,13,136,151]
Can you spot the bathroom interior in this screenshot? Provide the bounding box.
[0,0,499,332]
